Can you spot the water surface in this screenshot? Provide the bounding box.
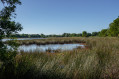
[18,44,84,52]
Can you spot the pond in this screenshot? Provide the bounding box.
[18,44,84,52]
[2,38,46,42]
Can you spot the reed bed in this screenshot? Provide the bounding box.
[14,37,86,45]
[0,37,119,79]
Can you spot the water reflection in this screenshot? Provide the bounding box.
[18,44,84,52]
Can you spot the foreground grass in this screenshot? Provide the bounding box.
[0,37,119,79]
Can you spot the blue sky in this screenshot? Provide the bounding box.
[1,0,119,34]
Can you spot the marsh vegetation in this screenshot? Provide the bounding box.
[0,37,119,79]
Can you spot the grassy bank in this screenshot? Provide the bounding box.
[0,37,119,79]
[13,37,86,45]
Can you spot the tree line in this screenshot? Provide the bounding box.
[10,32,99,38]
[8,31,100,38]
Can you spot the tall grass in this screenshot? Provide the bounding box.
[0,37,119,79]
[13,37,86,45]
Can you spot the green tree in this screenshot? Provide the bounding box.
[62,33,69,37]
[99,29,108,37]
[87,33,91,37]
[0,0,22,78]
[82,31,87,37]
[108,17,119,36]
[41,33,45,38]
[92,32,99,36]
